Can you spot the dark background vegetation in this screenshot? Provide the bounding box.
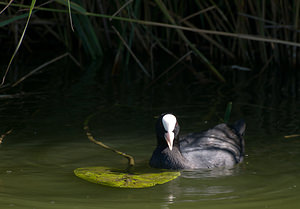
[0,0,299,98]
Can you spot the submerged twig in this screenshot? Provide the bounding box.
[83,113,135,168]
[284,134,300,139]
[0,129,13,144]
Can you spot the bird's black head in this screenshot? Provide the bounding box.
[155,113,180,150]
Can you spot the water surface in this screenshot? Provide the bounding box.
[0,79,299,209]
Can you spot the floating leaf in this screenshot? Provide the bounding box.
[74,166,180,188]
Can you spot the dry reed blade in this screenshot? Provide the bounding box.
[0,0,36,87]
[154,0,226,82]
[67,0,74,31]
[177,15,235,59]
[112,26,151,78]
[110,0,133,20]
[146,51,193,88]
[12,53,79,87]
[0,0,14,15]
[179,5,216,23]
[292,0,300,65]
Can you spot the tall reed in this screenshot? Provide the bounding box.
[0,0,299,88]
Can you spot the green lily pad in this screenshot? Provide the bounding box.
[74,166,180,188]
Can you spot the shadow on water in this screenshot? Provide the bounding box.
[0,60,300,208]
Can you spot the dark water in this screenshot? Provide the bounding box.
[0,74,300,208]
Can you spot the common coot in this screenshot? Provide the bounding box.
[149,113,246,170]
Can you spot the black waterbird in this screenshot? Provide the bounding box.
[150,113,246,170]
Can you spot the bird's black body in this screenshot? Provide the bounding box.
[150,114,246,170]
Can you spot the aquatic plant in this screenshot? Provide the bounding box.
[74,166,180,188]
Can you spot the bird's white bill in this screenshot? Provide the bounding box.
[165,131,174,150]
